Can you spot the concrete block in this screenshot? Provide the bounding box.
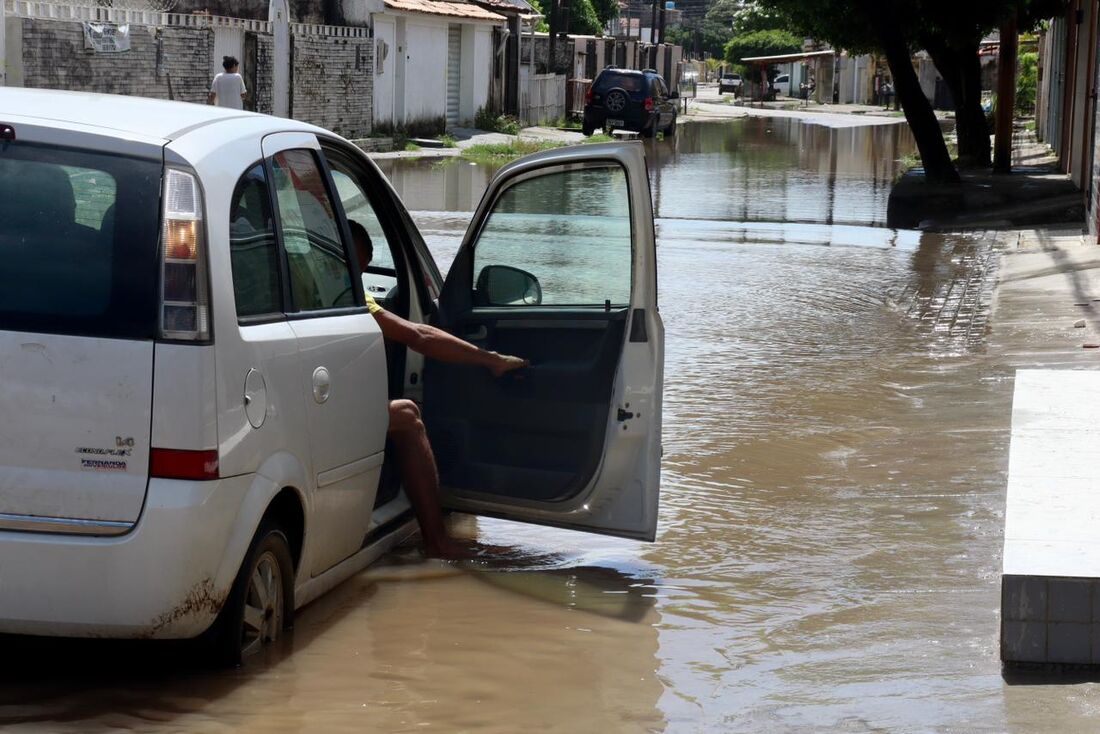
[1048,622,1092,664]
[1050,578,1093,623]
[1002,620,1046,662]
[1002,575,1047,622]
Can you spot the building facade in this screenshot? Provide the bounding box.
[1037,0,1100,238]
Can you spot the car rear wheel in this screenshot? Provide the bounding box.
[204,519,295,666]
[604,89,629,115]
[664,116,677,137]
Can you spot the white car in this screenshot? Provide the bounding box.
[0,88,664,663]
[773,73,791,97]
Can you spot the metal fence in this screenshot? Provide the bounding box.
[520,70,565,126]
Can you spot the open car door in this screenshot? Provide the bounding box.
[425,143,664,541]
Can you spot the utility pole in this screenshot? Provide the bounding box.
[994,9,1019,174]
[548,0,558,73]
[658,0,666,45]
[650,0,658,47]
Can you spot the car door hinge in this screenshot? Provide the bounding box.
[617,407,634,421]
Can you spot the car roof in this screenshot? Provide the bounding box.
[0,87,321,144]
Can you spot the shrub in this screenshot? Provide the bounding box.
[475,107,521,135]
[1016,51,1039,115]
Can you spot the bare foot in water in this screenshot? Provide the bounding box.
[423,537,512,561]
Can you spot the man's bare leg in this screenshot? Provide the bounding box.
[388,399,464,559]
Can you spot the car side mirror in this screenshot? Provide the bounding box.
[475,264,542,306]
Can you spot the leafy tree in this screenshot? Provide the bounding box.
[1016,50,1039,114]
[568,0,603,35]
[527,0,549,32]
[913,0,1066,167]
[729,1,789,34]
[590,0,619,27]
[667,20,741,59]
[723,28,802,66]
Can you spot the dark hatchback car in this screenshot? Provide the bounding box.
[583,67,678,138]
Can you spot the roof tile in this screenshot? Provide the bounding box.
[384,0,505,21]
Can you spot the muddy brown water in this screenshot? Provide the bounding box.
[5,118,1100,732]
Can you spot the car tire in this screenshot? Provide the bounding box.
[203,519,295,667]
[642,122,657,139]
[582,123,595,136]
[603,88,629,117]
[664,116,677,137]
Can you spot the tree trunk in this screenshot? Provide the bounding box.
[924,37,991,168]
[994,11,1019,174]
[959,48,991,167]
[870,6,960,183]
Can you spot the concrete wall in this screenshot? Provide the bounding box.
[1068,0,1094,189]
[8,16,370,135]
[290,35,373,137]
[373,15,396,128]
[250,31,276,114]
[173,0,326,24]
[15,19,213,104]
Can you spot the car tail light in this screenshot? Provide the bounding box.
[644,97,654,112]
[151,448,219,480]
[159,169,210,341]
[585,87,593,104]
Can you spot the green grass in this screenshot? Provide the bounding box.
[403,141,422,152]
[461,140,562,163]
[461,134,620,163]
[437,134,458,148]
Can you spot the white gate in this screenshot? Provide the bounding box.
[212,26,244,76]
[446,24,461,129]
[519,69,565,125]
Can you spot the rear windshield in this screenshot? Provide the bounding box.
[0,141,161,339]
[595,73,645,93]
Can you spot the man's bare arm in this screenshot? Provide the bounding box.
[207,92,216,105]
[372,310,526,376]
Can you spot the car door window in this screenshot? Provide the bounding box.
[326,160,404,307]
[270,149,354,312]
[229,163,281,318]
[471,165,631,307]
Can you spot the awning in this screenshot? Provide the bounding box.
[740,49,836,64]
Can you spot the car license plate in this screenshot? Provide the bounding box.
[607,119,625,127]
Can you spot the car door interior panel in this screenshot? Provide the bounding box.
[426,310,627,502]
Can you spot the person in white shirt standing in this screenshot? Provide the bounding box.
[207,56,247,109]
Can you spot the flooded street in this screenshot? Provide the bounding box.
[5,118,1100,732]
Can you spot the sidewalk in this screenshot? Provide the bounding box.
[987,226,1100,665]
[366,126,586,160]
[990,227,1100,368]
[686,84,916,128]
[888,123,1084,230]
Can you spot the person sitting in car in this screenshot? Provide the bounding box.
[350,220,527,558]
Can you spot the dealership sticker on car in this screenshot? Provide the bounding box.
[608,119,625,127]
